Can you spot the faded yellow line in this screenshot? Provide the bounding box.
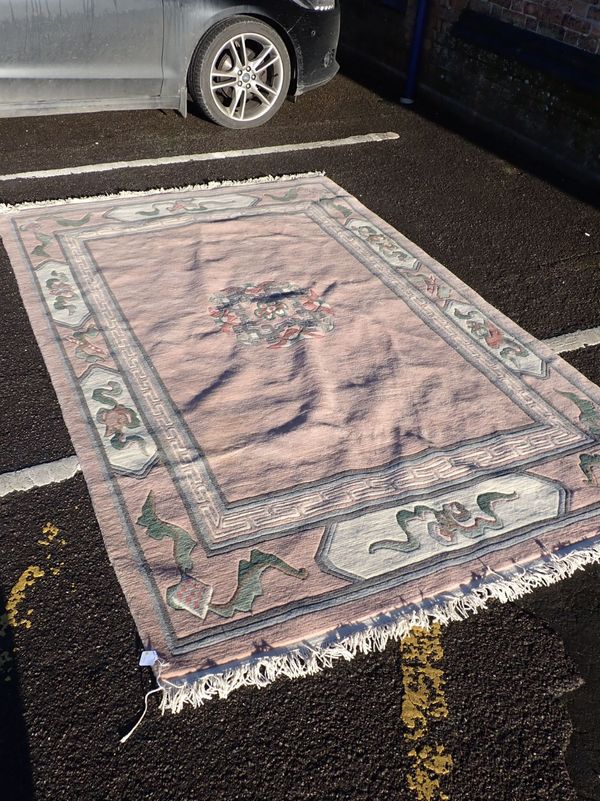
[37,520,66,548]
[0,522,67,681]
[401,624,453,801]
[1,565,45,632]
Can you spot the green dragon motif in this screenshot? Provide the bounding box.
[32,232,53,259]
[209,550,308,619]
[265,187,299,202]
[92,380,147,451]
[559,392,600,437]
[579,454,600,486]
[320,198,352,218]
[54,213,91,227]
[136,493,308,620]
[137,491,197,572]
[370,491,517,554]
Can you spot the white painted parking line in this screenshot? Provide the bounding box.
[543,326,600,354]
[0,456,80,498]
[0,132,400,183]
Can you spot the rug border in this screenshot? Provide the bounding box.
[2,173,600,716]
[157,536,600,713]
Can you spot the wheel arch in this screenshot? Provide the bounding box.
[247,14,299,94]
[182,9,300,96]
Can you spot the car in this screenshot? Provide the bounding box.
[0,0,340,129]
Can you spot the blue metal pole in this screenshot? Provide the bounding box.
[401,0,430,104]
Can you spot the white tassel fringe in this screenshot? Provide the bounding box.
[158,540,600,714]
[0,172,325,213]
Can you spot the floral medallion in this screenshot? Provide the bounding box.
[208,281,334,349]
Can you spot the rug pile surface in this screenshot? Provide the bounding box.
[2,174,599,710]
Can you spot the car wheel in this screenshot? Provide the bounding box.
[188,16,292,129]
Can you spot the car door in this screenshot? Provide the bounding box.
[0,0,165,107]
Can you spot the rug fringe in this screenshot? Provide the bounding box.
[158,540,600,714]
[0,172,326,213]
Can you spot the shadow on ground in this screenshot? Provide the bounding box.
[442,601,582,801]
[0,583,33,801]
[520,562,600,801]
[336,47,599,209]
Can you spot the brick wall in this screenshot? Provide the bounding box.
[339,0,600,182]
[469,0,600,54]
[418,0,600,55]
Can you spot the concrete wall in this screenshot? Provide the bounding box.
[339,0,600,183]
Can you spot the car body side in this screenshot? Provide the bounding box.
[0,0,340,119]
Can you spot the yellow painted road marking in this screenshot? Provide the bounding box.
[0,522,67,681]
[1,565,45,631]
[401,624,453,801]
[38,521,64,547]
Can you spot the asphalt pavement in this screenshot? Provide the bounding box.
[0,70,599,801]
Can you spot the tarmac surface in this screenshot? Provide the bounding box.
[0,68,599,801]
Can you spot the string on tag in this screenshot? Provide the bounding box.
[119,653,168,744]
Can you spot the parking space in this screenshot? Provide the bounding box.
[1,71,599,801]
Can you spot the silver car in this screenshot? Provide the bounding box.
[0,0,340,128]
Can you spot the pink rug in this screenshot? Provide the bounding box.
[2,174,599,711]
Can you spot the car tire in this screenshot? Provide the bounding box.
[188,16,292,130]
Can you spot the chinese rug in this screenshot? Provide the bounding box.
[2,174,599,712]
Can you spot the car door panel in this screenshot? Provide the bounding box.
[0,0,164,104]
